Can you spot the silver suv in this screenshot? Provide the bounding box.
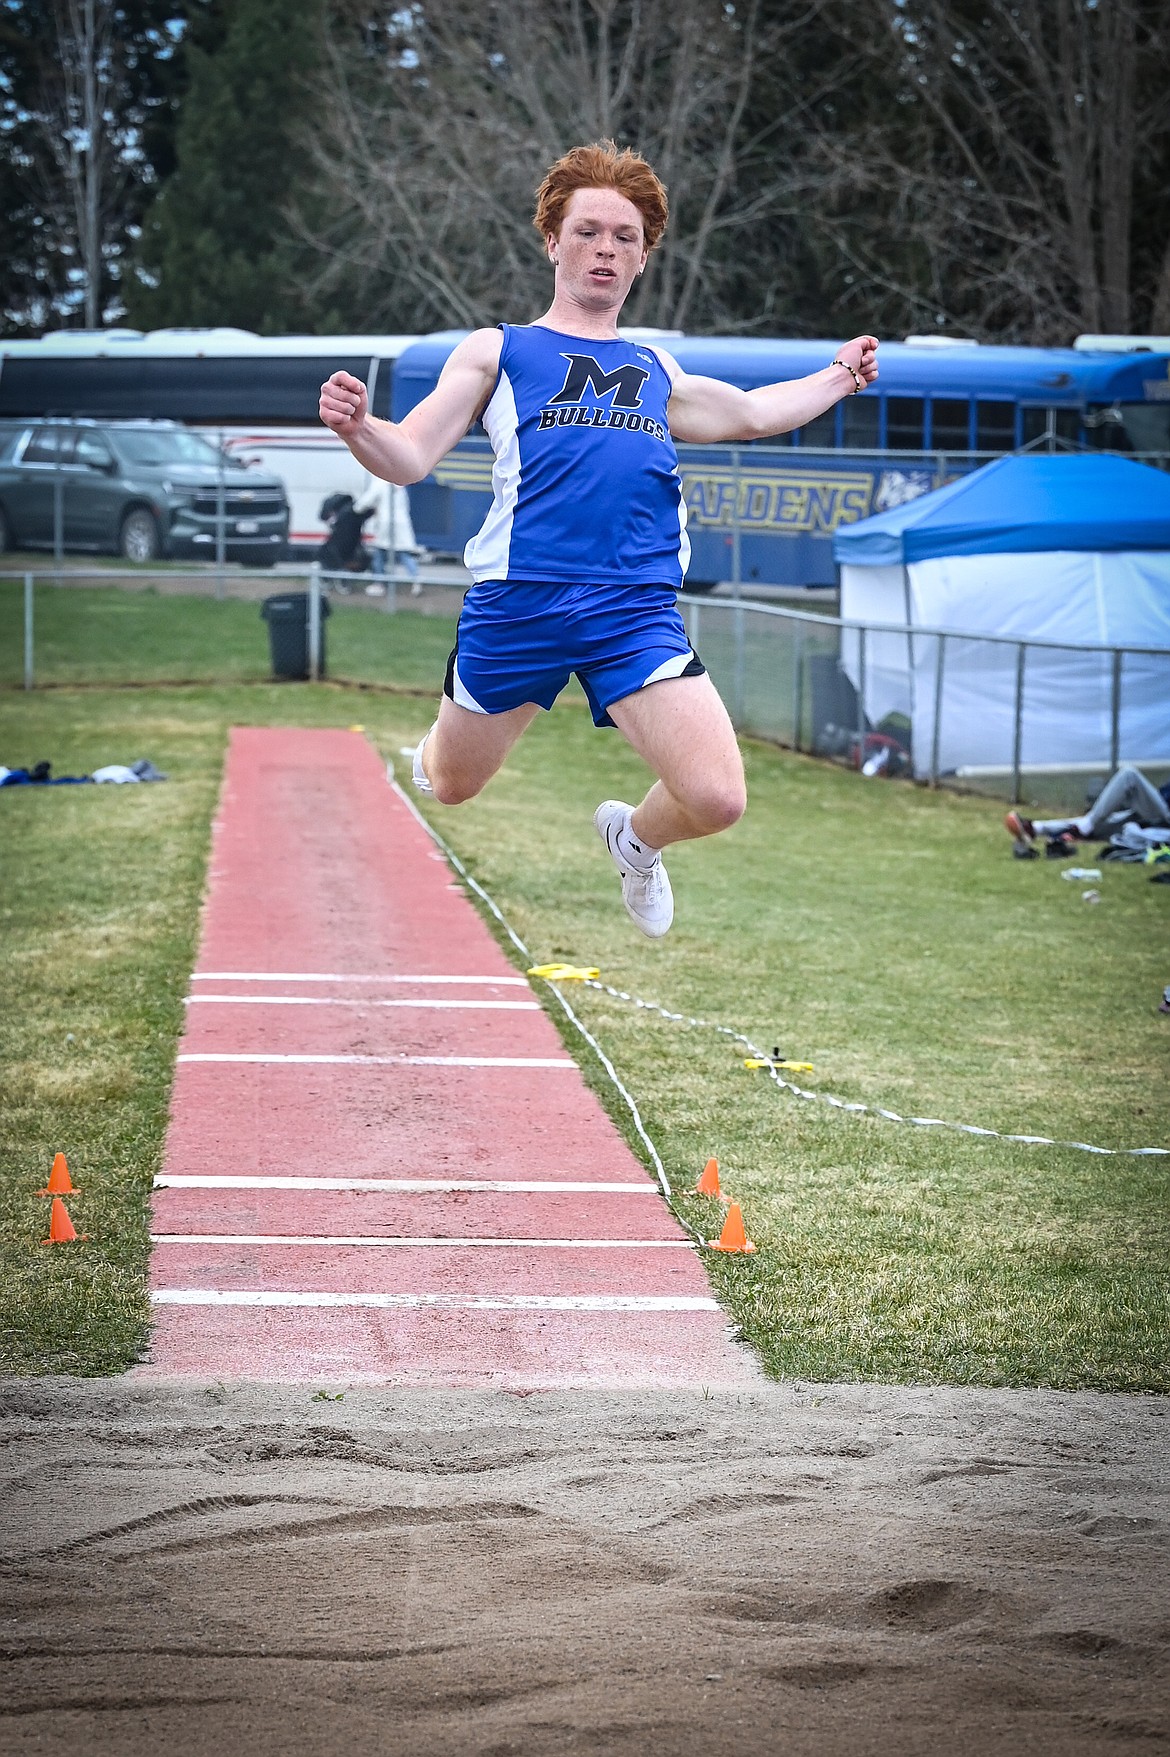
[0,419,289,564]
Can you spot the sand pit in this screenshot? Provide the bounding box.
[1,1377,1167,1754]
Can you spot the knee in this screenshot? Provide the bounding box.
[417,727,483,807]
[688,779,747,835]
[428,765,482,807]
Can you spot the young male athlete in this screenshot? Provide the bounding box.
[320,141,878,938]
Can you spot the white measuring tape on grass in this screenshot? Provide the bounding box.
[573,978,1169,1158]
[389,771,1168,1165]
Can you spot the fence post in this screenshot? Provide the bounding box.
[730,447,742,598]
[856,623,867,761]
[215,431,226,600]
[1109,648,1122,771]
[387,483,397,608]
[308,563,322,682]
[53,429,65,581]
[792,622,804,752]
[1011,642,1027,805]
[929,633,946,786]
[23,572,33,691]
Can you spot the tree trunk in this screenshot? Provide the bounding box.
[81,0,102,327]
[1095,0,1139,335]
[1151,233,1170,336]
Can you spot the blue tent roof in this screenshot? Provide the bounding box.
[833,454,1170,565]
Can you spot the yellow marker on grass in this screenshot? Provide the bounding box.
[527,964,601,982]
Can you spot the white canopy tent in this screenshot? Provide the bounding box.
[832,456,1170,778]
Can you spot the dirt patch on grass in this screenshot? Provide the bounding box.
[1,1378,1167,1754]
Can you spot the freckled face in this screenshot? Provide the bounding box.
[548,187,648,312]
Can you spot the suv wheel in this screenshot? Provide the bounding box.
[119,508,161,564]
[0,502,11,553]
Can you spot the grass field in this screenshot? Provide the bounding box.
[1,594,1168,1387]
[0,572,456,691]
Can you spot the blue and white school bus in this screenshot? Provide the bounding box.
[393,333,1170,588]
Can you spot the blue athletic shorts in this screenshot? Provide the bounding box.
[444,580,705,728]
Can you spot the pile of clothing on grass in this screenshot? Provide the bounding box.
[0,759,167,787]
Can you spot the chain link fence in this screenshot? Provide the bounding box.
[680,594,1170,811]
[4,564,1168,811]
[0,562,465,695]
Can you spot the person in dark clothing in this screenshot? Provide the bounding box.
[317,494,372,573]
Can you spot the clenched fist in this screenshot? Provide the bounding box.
[319,370,369,438]
[836,335,879,388]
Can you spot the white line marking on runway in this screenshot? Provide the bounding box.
[191,972,529,986]
[185,995,539,1010]
[152,1290,720,1311]
[151,1235,692,1248]
[154,1176,659,1194]
[177,1053,575,1068]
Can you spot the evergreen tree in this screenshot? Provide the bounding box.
[126,0,325,332]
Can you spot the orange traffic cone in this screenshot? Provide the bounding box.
[37,1153,78,1197]
[695,1157,722,1198]
[709,1202,756,1254]
[41,1197,83,1244]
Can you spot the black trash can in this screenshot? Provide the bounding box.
[261,591,331,680]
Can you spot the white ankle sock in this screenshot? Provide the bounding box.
[412,725,435,795]
[616,820,659,871]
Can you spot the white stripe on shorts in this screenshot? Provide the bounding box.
[641,650,698,688]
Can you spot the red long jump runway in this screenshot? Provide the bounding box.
[143,727,754,1388]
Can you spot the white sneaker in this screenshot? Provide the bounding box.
[412,724,435,795]
[594,800,674,938]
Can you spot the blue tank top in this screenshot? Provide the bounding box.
[464,323,690,587]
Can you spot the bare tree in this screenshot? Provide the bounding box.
[0,0,180,335]
[296,0,831,333]
[805,0,1170,342]
[31,0,122,327]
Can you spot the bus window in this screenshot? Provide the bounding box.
[841,395,879,448]
[976,401,1016,451]
[1085,403,1170,454]
[930,398,970,450]
[1120,404,1170,453]
[0,355,378,424]
[886,396,924,449]
[1021,406,1080,446]
[1083,405,1127,449]
[797,407,837,448]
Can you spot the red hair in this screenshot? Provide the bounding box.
[533,141,669,252]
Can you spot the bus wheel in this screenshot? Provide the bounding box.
[119,508,161,564]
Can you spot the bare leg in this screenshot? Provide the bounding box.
[420,695,540,805]
[605,673,746,847]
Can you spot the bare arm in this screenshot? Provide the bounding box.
[318,329,502,485]
[663,335,879,444]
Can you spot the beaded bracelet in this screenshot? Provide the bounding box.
[832,357,864,393]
